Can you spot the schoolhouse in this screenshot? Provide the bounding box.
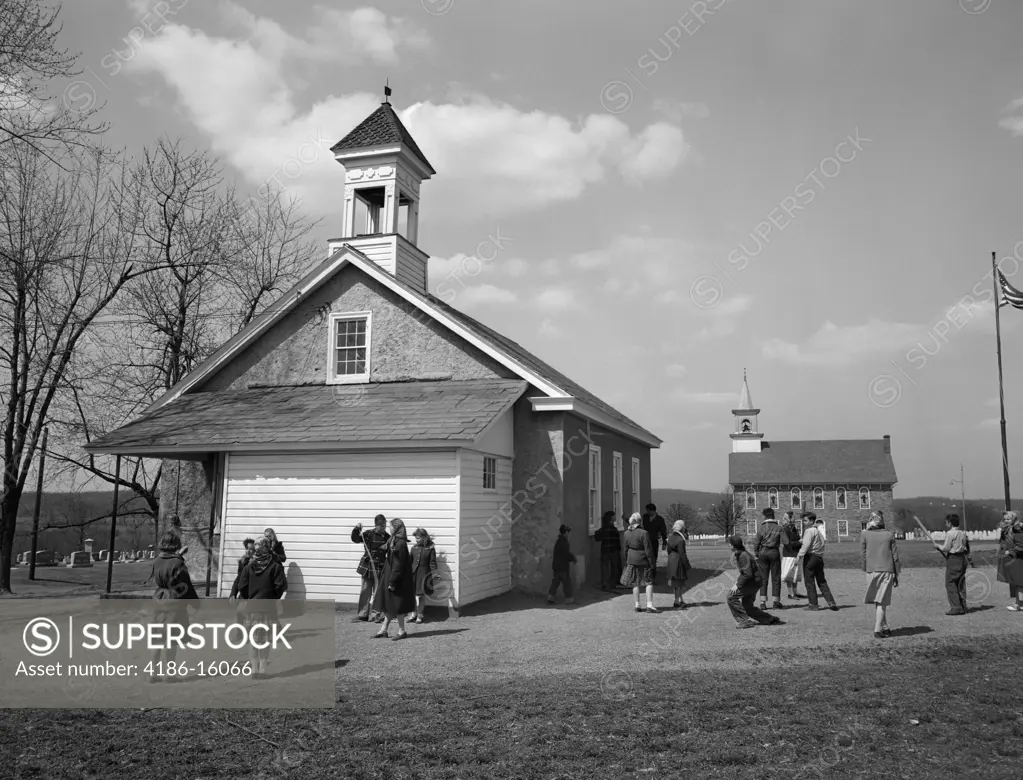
[727,373,897,541]
[85,93,661,608]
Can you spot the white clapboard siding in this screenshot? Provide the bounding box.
[458,448,513,606]
[220,451,458,604]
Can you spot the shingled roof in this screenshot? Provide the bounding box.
[330,101,435,174]
[85,379,526,455]
[729,439,897,485]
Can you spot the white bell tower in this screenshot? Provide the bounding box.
[328,84,435,294]
[731,369,764,453]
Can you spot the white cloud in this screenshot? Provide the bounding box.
[980,418,1000,429]
[999,117,1023,137]
[457,284,518,308]
[762,318,923,366]
[538,318,562,338]
[535,287,580,312]
[124,12,691,223]
[665,363,687,377]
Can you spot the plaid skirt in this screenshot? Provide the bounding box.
[242,607,280,634]
[620,564,653,588]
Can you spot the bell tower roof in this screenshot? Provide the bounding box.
[733,368,759,414]
[330,90,435,175]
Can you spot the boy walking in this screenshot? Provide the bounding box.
[797,513,839,611]
[936,513,971,615]
[548,524,577,604]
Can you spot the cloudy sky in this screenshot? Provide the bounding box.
[60,0,1023,498]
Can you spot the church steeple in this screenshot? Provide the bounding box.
[327,86,434,293]
[731,369,764,453]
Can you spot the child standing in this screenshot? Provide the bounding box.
[548,524,576,605]
[935,513,970,615]
[408,527,439,623]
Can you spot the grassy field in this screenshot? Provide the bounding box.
[2,561,1021,779]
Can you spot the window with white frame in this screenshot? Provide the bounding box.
[589,446,602,532]
[612,453,623,521]
[859,486,870,509]
[813,487,824,509]
[746,517,757,536]
[329,312,370,382]
[768,487,779,509]
[745,487,756,510]
[837,519,849,536]
[482,456,497,490]
[790,487,801,509]
[836,486,847,510]
[631,458,640,515]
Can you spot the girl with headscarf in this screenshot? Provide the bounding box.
[780,511,804,601]
[238,537,288,678]
[620,512,658,613]
[860,510,899,638]
[665,520,691,609]
[997,511,1023,612]
[407,527,439,624]
[372,518,416,638]
[263,528,286,564]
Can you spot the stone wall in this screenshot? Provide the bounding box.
[158,458,219,590]
[198,265,513,393]
[509,397,565,593]
[732,483,895,542]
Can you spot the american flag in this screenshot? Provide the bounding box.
[998,270,1023,310]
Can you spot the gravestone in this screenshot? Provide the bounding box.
[68,551,93,568]
[29,550,56,566]
[84,538,94,555]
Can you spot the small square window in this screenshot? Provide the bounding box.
[483,456,497,490]
[328,312,371,383]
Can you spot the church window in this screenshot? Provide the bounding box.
[768,488,778,509]
[813,488,824,509]
[836,487,847,509]
[790,487,801,509]
[859,487,870,509]
[745,487,756,509]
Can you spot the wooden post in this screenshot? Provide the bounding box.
[205,457,219,597]
[28,427,48,581]
[992,251,1012,510]
[105,456,121,594]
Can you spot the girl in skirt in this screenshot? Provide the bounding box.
[860,511,900,638]
[621,512,657,613]
[407,527,439,623]
[665,520,691,609]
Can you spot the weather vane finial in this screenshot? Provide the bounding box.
[384,79,392,103]
[744,367,747,382]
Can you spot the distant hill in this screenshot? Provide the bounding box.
[651,488,722,511]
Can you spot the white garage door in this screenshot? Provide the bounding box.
[220,450,458,603]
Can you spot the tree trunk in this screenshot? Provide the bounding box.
[0,485,24,593]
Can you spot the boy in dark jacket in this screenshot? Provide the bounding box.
[548,524,577,605]
[351,514,390,623]
[727,535,780,629]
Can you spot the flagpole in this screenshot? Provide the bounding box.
[992,251,1012,511]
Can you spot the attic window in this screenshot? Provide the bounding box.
[328,312,371,383]
[353,187,384,236]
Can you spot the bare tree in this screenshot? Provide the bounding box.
[0,1,104,161]
[49,140,317,537]
[665,502,697,531]
[705,491,743,538]
[0,142,163,593]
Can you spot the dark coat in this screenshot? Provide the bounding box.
[410,543,438,596]
[230,553,253,599]
[754,521,782,558]
[780,523,802,557]
[271,540,286,564]
[372,541,415,615]
[665,532,691,582]
[151,552,199,625]
[240,559,287,600]
[734,550,761,590]
[552,534,576,571]
[642,514,668,547]
[594,524,621,557]
[623,527,654,567]
[997,528,1023,586]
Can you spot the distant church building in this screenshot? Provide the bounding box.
[727,373,897,541]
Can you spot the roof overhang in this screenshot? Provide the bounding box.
[84,440,471,458]
[529,396,662,448]
[332,145,435,178]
